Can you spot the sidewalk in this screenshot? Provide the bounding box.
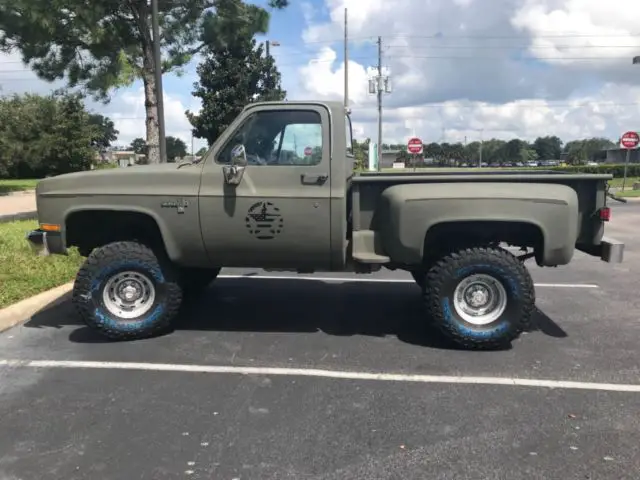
[0,190,37,221]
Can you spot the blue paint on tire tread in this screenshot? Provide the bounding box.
[72,241,182,341]
[425,246,535,350]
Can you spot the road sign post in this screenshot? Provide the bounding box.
[407,137,423,172]
[620,131,640,191]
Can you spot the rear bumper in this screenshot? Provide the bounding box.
[577,236,624,263]
[599,236,624,263]
[25,229,66,256]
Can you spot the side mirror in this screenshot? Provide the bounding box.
[223,144,247,185]
[230,144,248,166]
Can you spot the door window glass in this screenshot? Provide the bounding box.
[218,110,323,166]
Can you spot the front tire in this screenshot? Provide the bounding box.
[424,246,535,350]
[72,241,183,340]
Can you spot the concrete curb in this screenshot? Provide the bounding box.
[0,210,37,223]
[0,282,73,334]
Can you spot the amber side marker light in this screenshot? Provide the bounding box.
[40,223,61,232]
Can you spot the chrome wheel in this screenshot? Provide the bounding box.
[453,273,507,326]
[102,271,156,319]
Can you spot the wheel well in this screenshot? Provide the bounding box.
[423,221,544,258]
[66,210,167,257]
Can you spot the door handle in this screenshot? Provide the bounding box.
[301,173,328,185]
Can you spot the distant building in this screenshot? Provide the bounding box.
[602,148,640,164]
[380,150,402,168]
[97,150,146,166]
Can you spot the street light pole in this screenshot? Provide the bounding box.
[265,40,280,87]
[151,0,166,163]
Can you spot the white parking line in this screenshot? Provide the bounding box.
[0,359,637,393]
[218,274,599,289]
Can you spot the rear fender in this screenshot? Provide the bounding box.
[375,182,579,266]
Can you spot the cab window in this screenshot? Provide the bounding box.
[218,110,323,166]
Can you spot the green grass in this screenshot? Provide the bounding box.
[0,179,40,195]
[615,189,640,198]
[608,177,640,188]
[0,220,83,309]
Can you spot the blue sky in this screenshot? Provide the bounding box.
[2,0,640,149]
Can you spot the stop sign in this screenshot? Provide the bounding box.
[407,137,423,154]
[621,131,640,149]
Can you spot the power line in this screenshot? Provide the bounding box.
[354,101,640,110]
[385,32,640,40]
[384,44,640,50]
[1,52,634,79]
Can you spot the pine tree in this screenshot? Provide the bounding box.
[187,36,286,145]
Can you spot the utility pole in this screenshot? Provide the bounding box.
[367,37,391,171]
[478,129,484,167]
[344,8,349,109]
[377,36,382,171]
[151,0,166,163]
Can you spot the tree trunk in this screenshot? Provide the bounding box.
[142,43,160,165]
[142,73,160,164]
[135,0,161,166]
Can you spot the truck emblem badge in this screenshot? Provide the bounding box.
[245,201,283,240]
[161,198,189,214]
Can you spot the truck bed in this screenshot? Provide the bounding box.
[349,170,612,256]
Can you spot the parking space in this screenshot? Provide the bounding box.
[0,203,639,479]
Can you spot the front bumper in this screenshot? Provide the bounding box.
[25,229,66,256]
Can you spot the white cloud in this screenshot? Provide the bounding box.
[3,0,640,152]
[107,87,203,149]
[293,0,640,145]
[512,0,640,65]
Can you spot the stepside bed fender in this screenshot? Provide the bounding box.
[375,182,579,266]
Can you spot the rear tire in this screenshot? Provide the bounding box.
[72,241,183,340]
[424,246,535,350]
[410,270,425,289]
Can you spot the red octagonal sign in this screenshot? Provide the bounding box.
[621,131,640,149]
[407,137,423,154]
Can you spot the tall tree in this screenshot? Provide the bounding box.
[130,137,148,154]
[166,135,188,161]
[0,0,288,164]
[195,146,208,156]
[0,92,95,178]
[533,136,563,160]
[88,114,119,152]
[187,13,286,145]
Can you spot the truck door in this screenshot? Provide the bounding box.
[198,104,332,269]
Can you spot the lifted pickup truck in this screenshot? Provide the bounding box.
[27,100,624,349]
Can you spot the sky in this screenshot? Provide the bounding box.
[1,0,640,151]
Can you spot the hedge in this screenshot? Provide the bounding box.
[551,164,640,177]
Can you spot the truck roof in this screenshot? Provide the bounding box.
[245,100,346,113]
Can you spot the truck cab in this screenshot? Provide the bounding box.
[196,101,353,271]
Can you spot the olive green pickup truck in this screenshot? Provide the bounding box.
[27,100,624,349]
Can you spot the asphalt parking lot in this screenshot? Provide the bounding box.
[1,202,639,480]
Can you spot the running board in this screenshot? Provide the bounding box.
[351,230,390,264]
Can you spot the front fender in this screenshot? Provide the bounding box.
[375,182,579,266]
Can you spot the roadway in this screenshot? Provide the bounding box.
[0,202,638,479]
